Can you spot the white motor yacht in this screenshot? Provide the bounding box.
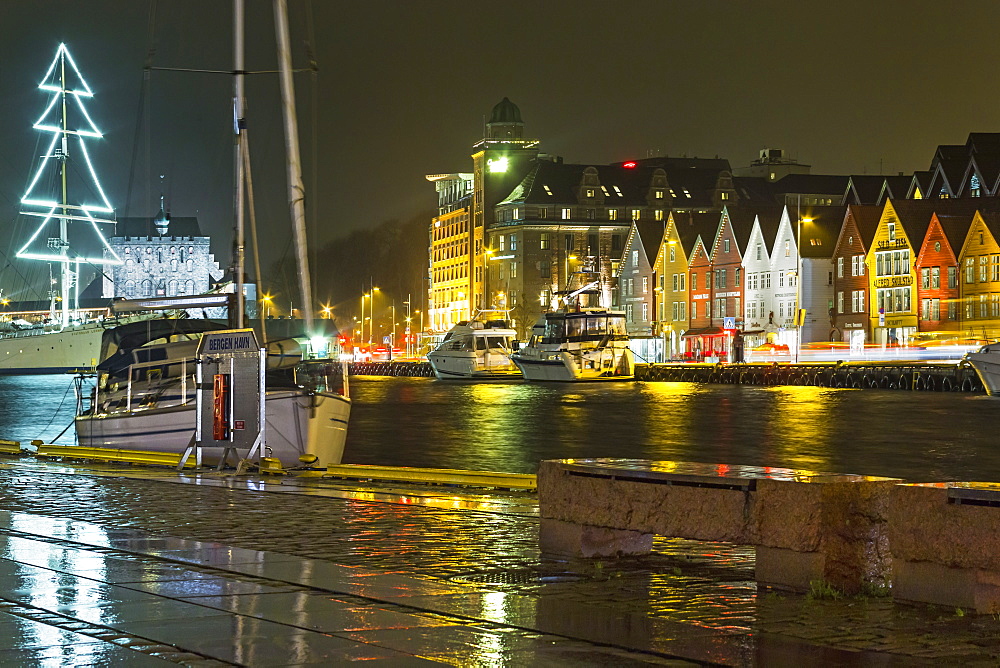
[427,317,521,380]
[511,308,634,381]
[74,319,351,467]
[965,343,1000,395]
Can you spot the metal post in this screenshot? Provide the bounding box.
[232,0,246,329]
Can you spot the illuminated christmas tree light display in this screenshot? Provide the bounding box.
[17,43,121,327]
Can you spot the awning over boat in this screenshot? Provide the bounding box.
[680,327,725,338]
[96,318,228,373]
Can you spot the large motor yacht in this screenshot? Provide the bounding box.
[511,308,633,382]
[427,316,521,380]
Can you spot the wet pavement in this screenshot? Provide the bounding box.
[0,458,998,665]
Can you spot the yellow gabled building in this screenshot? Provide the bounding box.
[865,200,935,346]
[956,208,1000,340]
[654,211,719,359]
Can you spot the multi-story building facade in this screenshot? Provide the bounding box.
[866,200,940,346]
[957,208,1000,339]
[832,204,881,349]
[739,207,782,349]
[470,98,540,312]
[795,206,843,345]
[102,202,223,300]
[654,212,716,359]
[915,211,970,334]
[425,173,473,331]
[617,220,665,360]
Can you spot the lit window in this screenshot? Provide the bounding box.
[601,186,610,196]
[613,186,623,196]
[631,209,641,221]
[561,208,571,220]
[608,209,618,220]
[543,185,553,196]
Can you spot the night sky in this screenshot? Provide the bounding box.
[1,0,999,295]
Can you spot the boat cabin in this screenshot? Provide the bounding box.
[535,311,628,345]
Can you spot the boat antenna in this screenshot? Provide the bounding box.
[274,0,314,333]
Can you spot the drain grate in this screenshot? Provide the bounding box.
[452,570,588,586]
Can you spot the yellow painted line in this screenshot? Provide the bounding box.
[324,464,536,490]
[35,444,195,469]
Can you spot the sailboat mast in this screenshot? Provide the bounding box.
[232,0,247,328]
[274,0,314,332]
[59,51,70,328]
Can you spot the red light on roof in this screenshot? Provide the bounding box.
[622,161,638,169]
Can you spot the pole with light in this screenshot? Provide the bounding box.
[795,216,813,364]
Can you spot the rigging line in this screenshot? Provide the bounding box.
[125,0,158,218]
[37,377,76,438]
[146,66,312,74]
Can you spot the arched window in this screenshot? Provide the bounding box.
[186,259,194,271]
[167,279,177,296]
[185,279,195,295]
[124,280,136,297]
[170,259,178,272]
[141,279,153,297]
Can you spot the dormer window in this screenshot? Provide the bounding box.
[613,186,623,196]
[683,189,692,198]
[543,185,553,196]
[601,186,610,196]
[655,190,664,199]
[585,188,595,198]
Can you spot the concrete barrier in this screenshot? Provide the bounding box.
[538,459,901,594]
[889,482,1000,613]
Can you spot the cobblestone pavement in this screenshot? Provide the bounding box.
[2,458,1000,665]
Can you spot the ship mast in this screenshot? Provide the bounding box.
[18,44,120,329]
[232,0,247,329]
[274,0,314,332]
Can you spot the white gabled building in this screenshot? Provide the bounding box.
[740,208,782,349]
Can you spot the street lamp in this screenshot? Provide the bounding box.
[370,287,380,346]
[795,217,813,364]
[262,293,273,318]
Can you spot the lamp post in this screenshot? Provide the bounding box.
[262,293,273,318]
[795,217,813,364]
[360,293,369,348]
[370,286,380,346]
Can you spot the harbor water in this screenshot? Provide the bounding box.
[12,374,998,482]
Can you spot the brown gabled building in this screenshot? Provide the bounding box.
[831,204,881,347]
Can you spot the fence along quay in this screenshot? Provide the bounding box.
[636,361,985,391]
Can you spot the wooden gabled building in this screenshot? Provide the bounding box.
[831,204,881,348]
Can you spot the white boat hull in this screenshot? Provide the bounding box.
[966,349,1000,396]
[512,348,634,382]
[427,350,521,380]
[0,324,105,374]
[75,389,351,467]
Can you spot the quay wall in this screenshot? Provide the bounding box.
[346,359,985,392]
[636,362,984,392]
[349,361,435,377]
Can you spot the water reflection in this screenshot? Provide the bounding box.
[344,377,1000,482]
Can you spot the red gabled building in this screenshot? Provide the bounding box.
[915,211,972,334]
[685,234,716,360]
